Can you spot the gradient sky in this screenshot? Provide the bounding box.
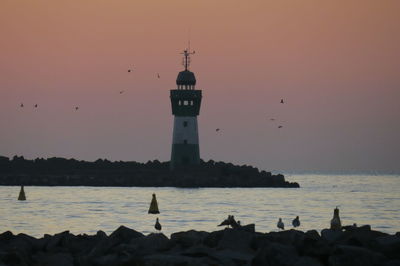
[1,0,399,173]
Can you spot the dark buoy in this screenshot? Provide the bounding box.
[148,193,160,214]
[18,185,26,201]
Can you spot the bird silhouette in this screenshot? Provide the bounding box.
[119,90,124,94]
[20,103,24,108]
[278,126,283,128]
[75,107,79,111]
[128,69,132,72]
[270,118,275,121]
[216,128,220,132]
[155,217,162,232]
[292,216,300,228]
[157,73,160,78]
[34,104,38,108]
[277,218,284,230]
[280,99,284,104]
[218,215,239,228]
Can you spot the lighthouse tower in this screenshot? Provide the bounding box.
[170,49,202,170]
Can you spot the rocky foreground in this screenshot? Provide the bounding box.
[1,225,399,266]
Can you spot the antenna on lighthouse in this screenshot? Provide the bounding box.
[181,39,195,71]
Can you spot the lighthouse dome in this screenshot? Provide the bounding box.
[176,70,196,85]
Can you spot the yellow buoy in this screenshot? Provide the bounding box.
[148,193,160,214]
[18,185,26,201]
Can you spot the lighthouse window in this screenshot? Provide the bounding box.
[183,121,188,127]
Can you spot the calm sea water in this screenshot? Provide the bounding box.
[0,175,399,237]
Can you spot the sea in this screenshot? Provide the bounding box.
[0,174,399,238]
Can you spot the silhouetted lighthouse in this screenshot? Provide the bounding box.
[170,49,202,170]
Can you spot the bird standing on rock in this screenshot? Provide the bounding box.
[292,216,300,228]
[330,207,342,231]
[154,218,162,232]
[277,218,284,230]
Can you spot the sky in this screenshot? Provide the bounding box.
[0,0,399,173]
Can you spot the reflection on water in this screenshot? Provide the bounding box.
[0,175,399,237]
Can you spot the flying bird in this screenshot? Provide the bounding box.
[20,103,24,108]
[75,107,79,111]
[119,90,124,94]
[157,73,160,79]
[270,118,275,121]
[280,99,284,104]
[154,217,162,232]
[34,104,38,108]
[218,215,239,229]
[292,216,300,228]
[278,126,283,128]
[216,128,220,132]
[277,218,284,230]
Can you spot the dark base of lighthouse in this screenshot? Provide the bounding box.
[170,144,200,170]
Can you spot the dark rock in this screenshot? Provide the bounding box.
[203,230,224,248]
[328,245,386,266]
[218,228,256,252]
[33,252,73,266]
[239,223,256,233]
[171,230,209,248]
[305,230,321,241]
[385,260,400,266]
[109,225,144,242]
[375,235,400,259]
[295,256,324,266]
[321,228,343,243]
[0,231,14,242]
[252,242,298,266]
[130,233,172,254]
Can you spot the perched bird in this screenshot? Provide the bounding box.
[330,207,342,231]
[20,103,24,108]
[280,99,284,104]
[148,193,160,214]
[218,215,239,229]
[18,185,26,201]
[75,107,79,111]
[292,216,300,228]
[278,125,283,128]
[34,104,38,108]
[277,218,284,230]
[154,217,162,232]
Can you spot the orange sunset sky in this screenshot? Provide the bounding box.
[1,0,399,173]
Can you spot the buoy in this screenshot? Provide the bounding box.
[148,193,160,214]
[330,206,342,231]
[18,185,26,201]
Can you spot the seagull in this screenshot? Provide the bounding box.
[154,217,162,232]
[34,104,38,108]
[128,69,132,72]
[270,118,275,121]
[278,126,283,128]
[218,215,239,229]
[20,103,24,108]
[330,207,342,231]
[280,99,284,104]
[292,216,300,228]
[157,73,160,79]
[119,90,124,94]
[277,218,284,230]
[216,128,220,132]
[75,107,79,111]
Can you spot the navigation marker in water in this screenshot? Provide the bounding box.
[148,193,160,214]
[18,185,26,201]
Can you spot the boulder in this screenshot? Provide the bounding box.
[33,252,73,266]
[321,228,343,243]
[218,228,256,252]
[375,235,400,259]
[45,231,71,252]
[109,226,144,242]
[295,256,324,266]
[328,245,386,266]
[170,230,209,248]
[252,242,298,266]
[203,230,224,248]
[385,260,400,266]
[130,233,172,255]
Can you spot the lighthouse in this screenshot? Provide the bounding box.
[170,49,202,170]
